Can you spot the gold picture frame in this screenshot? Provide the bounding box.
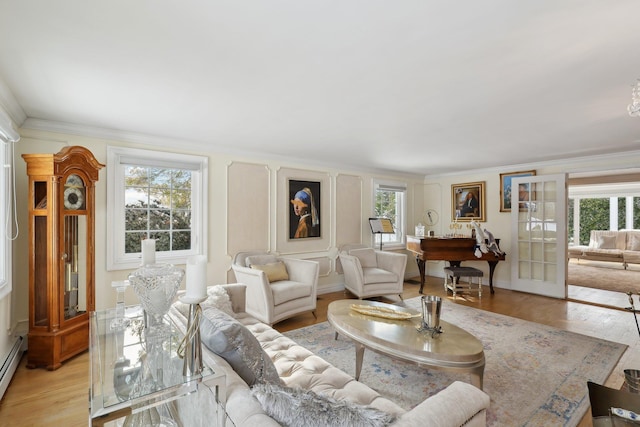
[500,170,536,212]
[451,181,486,222]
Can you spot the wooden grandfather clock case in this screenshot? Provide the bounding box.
[22,146,104,370]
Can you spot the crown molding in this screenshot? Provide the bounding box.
[0,78,26,127]
[20,118,427,180]
[424,150,640,180]
[21,118,207,151]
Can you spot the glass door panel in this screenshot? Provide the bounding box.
[63,215,87,320]
[511,174,567,298]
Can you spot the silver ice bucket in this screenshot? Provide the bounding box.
[421,295,442,331]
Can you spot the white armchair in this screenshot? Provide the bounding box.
[339,244,407,300]
[231,251,319,325]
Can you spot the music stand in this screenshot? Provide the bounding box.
[369,218,395,250]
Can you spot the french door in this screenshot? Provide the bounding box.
[510,174,567,298]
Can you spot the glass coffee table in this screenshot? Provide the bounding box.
[327,299,485,389]
[89,306,227,426]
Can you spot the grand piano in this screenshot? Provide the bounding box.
[406,235,506,294]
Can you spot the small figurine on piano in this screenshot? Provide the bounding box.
[484,228,505,257]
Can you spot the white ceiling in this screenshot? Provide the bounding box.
[1,0,639,176]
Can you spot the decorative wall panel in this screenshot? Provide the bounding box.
[227,162,270,257]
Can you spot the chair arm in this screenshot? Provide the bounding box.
[281,258,319,290]
[218,283,247,314]
[376,251,407,277]
[338,253,365,286]
[231,264,275,321]
[392,381,490,427]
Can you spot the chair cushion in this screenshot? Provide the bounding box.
[245,254,278,267]
[270,280,314,305]
[349,248,378,268]
[362,267,398,284]
[444,266,483,277]
[199,306,282,386]
[251,261,289,282]
[251,383,396,427]
[597,235,617,249]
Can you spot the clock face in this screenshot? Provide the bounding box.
[63,174,86,210]
[64,187,85,210]
[425,209,439,226]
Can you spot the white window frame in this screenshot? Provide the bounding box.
[107,146,208,270]
[373,180,406,250]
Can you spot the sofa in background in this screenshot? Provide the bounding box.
[569,229,640,269]
[169,284,490,427]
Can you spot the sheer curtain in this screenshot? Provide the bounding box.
[0,108,20,301]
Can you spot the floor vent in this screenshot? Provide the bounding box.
[0,336,25,400]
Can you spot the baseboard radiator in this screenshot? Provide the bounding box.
[0,336,24,401]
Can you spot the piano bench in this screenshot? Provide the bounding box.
[443,266,483,299]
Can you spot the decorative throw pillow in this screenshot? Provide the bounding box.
[597,235,617,249]
[349,248,378,268]
[251,383,396,427]
[200,307,282,386]
[204,285,235,316]
[251,261,289,282]
[173,285,235,318]
[628,234,640,251]
[245,254,278,267]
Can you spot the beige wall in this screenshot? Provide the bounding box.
[11,128,426,326]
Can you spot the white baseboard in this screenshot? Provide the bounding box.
[318,283,345,295]
[0,336,25,401]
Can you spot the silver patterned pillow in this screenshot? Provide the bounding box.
[251,383,396,427]
[200,307,282,386]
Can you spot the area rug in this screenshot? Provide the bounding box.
[283,297,627,427]
[568,260,640,293]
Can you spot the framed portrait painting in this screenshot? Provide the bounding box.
[289,179,321,239]
[500,170,536,212]
[452,181,486,222]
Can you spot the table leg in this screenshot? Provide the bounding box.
[487,261,498,294]
[470,365,484,390]
[355,343,365,381]
[416,257,426,293]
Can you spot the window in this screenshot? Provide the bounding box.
[373,180,406,248]
[107,147,208,270]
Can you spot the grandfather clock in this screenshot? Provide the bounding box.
[22,146,104,370]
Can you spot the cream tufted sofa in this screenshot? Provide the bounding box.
[169,284,490,427]
[569,229,640,268]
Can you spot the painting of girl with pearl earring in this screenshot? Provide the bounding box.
[289,180,321,239]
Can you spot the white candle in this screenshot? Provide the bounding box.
[141,239,156,266]
[186,255,207,299]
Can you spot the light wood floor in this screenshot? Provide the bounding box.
[2,275,638,427]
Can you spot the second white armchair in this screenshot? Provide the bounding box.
[339,244,407,300]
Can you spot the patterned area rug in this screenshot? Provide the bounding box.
[284,297,627,427]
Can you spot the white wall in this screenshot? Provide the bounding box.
[11,128,426,323]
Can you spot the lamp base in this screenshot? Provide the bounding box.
[181,301,204,378]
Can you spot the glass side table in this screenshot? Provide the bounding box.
[89,306,227,427]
